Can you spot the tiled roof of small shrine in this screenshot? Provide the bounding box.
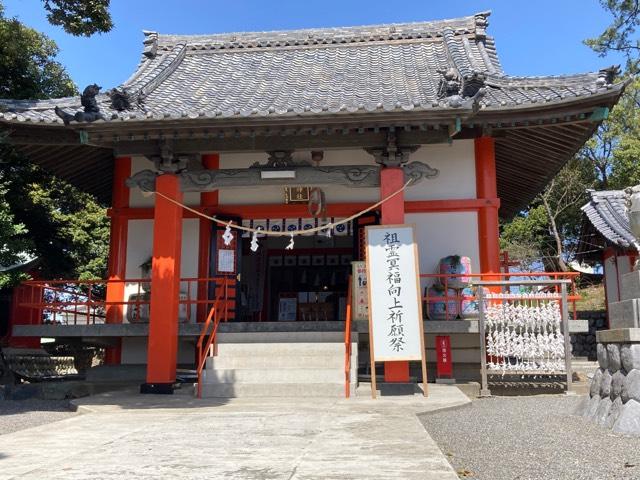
[582,190,635,249]
[0,11,624,125]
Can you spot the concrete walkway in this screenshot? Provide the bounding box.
[0,385,468,479]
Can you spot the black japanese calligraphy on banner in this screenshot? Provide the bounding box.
[365,225,425,362]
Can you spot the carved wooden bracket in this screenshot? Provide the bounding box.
[126,161,439,192]
[364,132,419,167]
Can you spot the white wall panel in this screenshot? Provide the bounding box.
[218,140,475,205]
[405,212,480,278]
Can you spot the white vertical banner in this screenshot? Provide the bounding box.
[365,224,425,361]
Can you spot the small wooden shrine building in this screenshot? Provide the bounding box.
[578,189,638,321]
[0,11,625,394]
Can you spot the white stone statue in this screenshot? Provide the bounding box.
[625,185,640,270]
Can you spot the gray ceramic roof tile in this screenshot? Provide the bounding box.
[0,11,622,125]
[582,190,636,248]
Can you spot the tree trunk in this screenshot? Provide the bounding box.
[541,195,569,272]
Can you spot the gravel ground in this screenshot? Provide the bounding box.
[0,399,77,435]
[420,395,640,480]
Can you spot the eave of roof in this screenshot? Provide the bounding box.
[581,189,637,249]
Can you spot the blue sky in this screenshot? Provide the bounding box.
[3,0,624,90]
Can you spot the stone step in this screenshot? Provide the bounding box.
[206,354,345,370]
[214,342,347,356]
[202,367,344,384]
[199,382,346,398]
[217,331,348,344]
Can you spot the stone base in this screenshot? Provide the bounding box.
[140,382,175,394]
[621,270,640,301]
[581,328,640,435]
[435,378,456,385]
[608,299,640,329]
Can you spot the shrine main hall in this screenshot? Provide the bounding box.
[1,11,624,395]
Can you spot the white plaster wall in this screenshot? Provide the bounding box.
[405,139,476,200]
[405,212,480,281]
[123,218,200,323]
[218,140,476,205]
[129,156,200,207]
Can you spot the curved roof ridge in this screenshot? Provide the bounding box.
[149,11,491,49]
[582,189,636,248]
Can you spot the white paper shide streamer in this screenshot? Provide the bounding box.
[484,293,565,375]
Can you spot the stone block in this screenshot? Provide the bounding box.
[609,300,640,329]
[613,399,640,435]
[606,396,624,429]
[621,344,640,372]
[612,370,626,399]
[600,369,613,397]
[607,344,622,372]
[584,395,601,419]
[621,270,640,300]
[590,368,604,397]
[594,397,613,426]
[597,343,608,369]
[622,369,640,404]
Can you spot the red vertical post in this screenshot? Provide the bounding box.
[141,174,183,394]
[380,167,410,383]
[105,156,131,365]
[197,154,219,322]
[474,137,500,275]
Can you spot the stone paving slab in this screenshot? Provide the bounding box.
[0,385,467,479]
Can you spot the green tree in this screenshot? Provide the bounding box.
[502,1,640,271]
[501,159,597,272]
[43,0,112,37]
[585,0,640,74]
[0,1,113,287]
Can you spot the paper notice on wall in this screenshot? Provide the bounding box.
[218,249,235,273]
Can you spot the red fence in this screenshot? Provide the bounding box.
[14,276,235,326]
[420,272,580,322]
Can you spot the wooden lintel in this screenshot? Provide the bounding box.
[111,130,451,156]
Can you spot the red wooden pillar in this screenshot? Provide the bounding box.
[197,154,219,322]
[474,137,500,274]
[141,174,183,394]
[105,156,131,365]
[380,167,410,382]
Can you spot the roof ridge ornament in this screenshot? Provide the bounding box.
[597,65,621,87]
[474,11,491,41]
[54,84,105,125]
[437,67,486,107]
[143,31,158,59]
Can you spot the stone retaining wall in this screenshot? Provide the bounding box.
[579,341,640,434]
[570,311,607,360]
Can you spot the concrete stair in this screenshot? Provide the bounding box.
[199,331,357,398]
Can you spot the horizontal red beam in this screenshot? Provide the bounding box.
[108,198,500,220]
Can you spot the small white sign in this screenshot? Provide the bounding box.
[217,249,235,273]
[365,225,424,361]
[352,261,369,321]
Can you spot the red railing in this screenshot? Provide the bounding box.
[196,277,233,398]
[344,275,353,398]
[15,277,232,326]
[420,271,581,322]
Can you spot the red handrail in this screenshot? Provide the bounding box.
[196,278,232,398]
[344,275,353,398]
